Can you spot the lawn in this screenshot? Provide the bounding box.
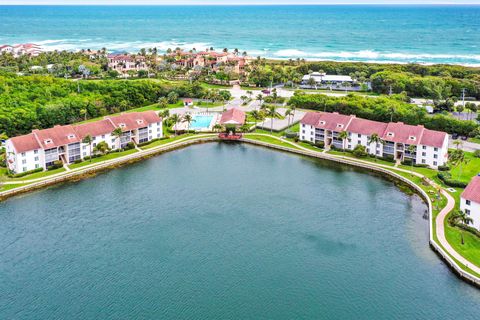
[449,151,480,184]
[7,167,66,181]
[244,134,301,150]
[141,134,198,149]
[68,149,138,169]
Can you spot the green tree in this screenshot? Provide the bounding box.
[182,113,194,132]
[450,210,473,245]
[94,141,110,155]
[338,130,349,152]
[267,105,277,133]
[111,127,124,150]
[158,97,169,108]
[170,113,181,135]
[82,134,93,162]
[367,133,383,161]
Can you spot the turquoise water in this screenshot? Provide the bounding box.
[191,115,213,129]
[0,5,480,65]
[0,143,479,319]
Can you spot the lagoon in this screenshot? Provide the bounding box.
[0,143,479,319]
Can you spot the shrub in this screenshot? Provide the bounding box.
[413,163,429,168]
[401,158,413,166]
[285,130,298,139]
[8,167,43,178]
[380,154,395,163]
[352,145,368,158]
[47,160,63,170]
[294,137,299,142]
[438,165,450,171]
[74,159,83,164]
[125,142,135,150]
[437,172,467,188]
[314,141,325,149]
[474,150,480,158]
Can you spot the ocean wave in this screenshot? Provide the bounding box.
[272,49,480,63]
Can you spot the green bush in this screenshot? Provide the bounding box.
[401,158,413,166]
[474,150,480,158]
[314,141,325,149]
[438,165,450,171]
[352,145,368,158]
[380,155,395,163]
[124,142,135,150]
[285,130,298,139]
[47,160,63,170]
[437,172,467,188]
[8,167,43,178]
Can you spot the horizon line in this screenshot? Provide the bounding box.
[2,3,480,5]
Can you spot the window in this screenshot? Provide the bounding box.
[102,135,105,139]
[434,147,438,151]
[302,130,305,134]
[348,145,351,149]
[357,140,361,144]
[422,146,426,150]
[358,134,361,138]
[93,137,96,141]
[422,159,426,164]
[35,164,39,169]
[466,200,471,206]
[433,161,437,166]
[23,167,27,172]
[466,209,471,215]
[21,152,26,157]
[434,154,438,159]
[83,146,86,150]
[422,152,426,156]
[302,124,305,128]
[112,139,115,143]
[149,130,152,134]
[34,156,39,161]
[34,150,38,154]
[83,152,86,156]
[22,159,26,164]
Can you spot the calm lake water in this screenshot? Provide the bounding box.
[0,143,479,319]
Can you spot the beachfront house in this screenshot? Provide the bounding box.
[301,72,368,91]
[300,112,449,168]
[107,54,148,74]
[460,175,480,230]
[6,111,162,174]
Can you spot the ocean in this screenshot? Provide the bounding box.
[0,5,480,65]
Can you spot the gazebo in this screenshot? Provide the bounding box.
[218,108,246,139]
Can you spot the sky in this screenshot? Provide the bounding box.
[1,0,480,4]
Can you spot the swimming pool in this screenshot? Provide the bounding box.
[191,115,214,129]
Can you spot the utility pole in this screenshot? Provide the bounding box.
[389,85,393,96]
[461,88,466,108]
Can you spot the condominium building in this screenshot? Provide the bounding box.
[6,111,162,174]
[300,112,449,168]
[460,176,480,230]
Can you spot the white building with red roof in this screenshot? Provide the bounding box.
[300,111,449,168]
[107,54,148,74]
[219,108,246,127]
[461,175,480,230]
[6,111,162,174]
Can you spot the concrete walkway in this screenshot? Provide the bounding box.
[436,189,480,275]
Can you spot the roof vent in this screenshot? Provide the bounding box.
[119,123,126,128]
[337,124,344,128]
[409,136,416,140]
[68,134,75,139]
[319,121,326,125]
[387,132,394,137]
[137,120,144,124]
[44,139,52,144]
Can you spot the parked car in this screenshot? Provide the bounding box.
[452,133,459,140]
[262,89,270,95]
[461,136,468,141]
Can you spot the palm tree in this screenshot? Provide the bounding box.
[246,90,253,100]
[451,210,474,245]
[82,135,93,162]
[170,113,181,135]
[407,144,416,173]
[111,127,123,150]
[256,94,264,110]
[267,105,277,133]
[250,110,263,128]
[182,114,194,132]
[368,133,383,161]
[339,130,349,152]
[160,109,170,119]
[240,124,251,133]
[158,96,169,108]
[285,108,293,127]
[213,123,223,133]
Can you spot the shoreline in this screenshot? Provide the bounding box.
[1,133,480,288]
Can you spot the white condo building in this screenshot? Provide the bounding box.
[6,111,162,174]
[460,176,480,230]
[300,112,449,168]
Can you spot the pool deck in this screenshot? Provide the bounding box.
[173,112,220,132]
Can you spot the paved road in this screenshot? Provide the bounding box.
[449,139,480,152]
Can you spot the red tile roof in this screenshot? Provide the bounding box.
[105,111,161,132]
[301,111,447,148]
[74,119,116,139]
[303,112,354,131]
[420,129,447,148]
[33,125,80,149]
[347,118,388,136]
[382,122,425,145]
[300,112,323,126]
[462,176,480,203]
[9,134,41,153]
[220,108,245,125]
